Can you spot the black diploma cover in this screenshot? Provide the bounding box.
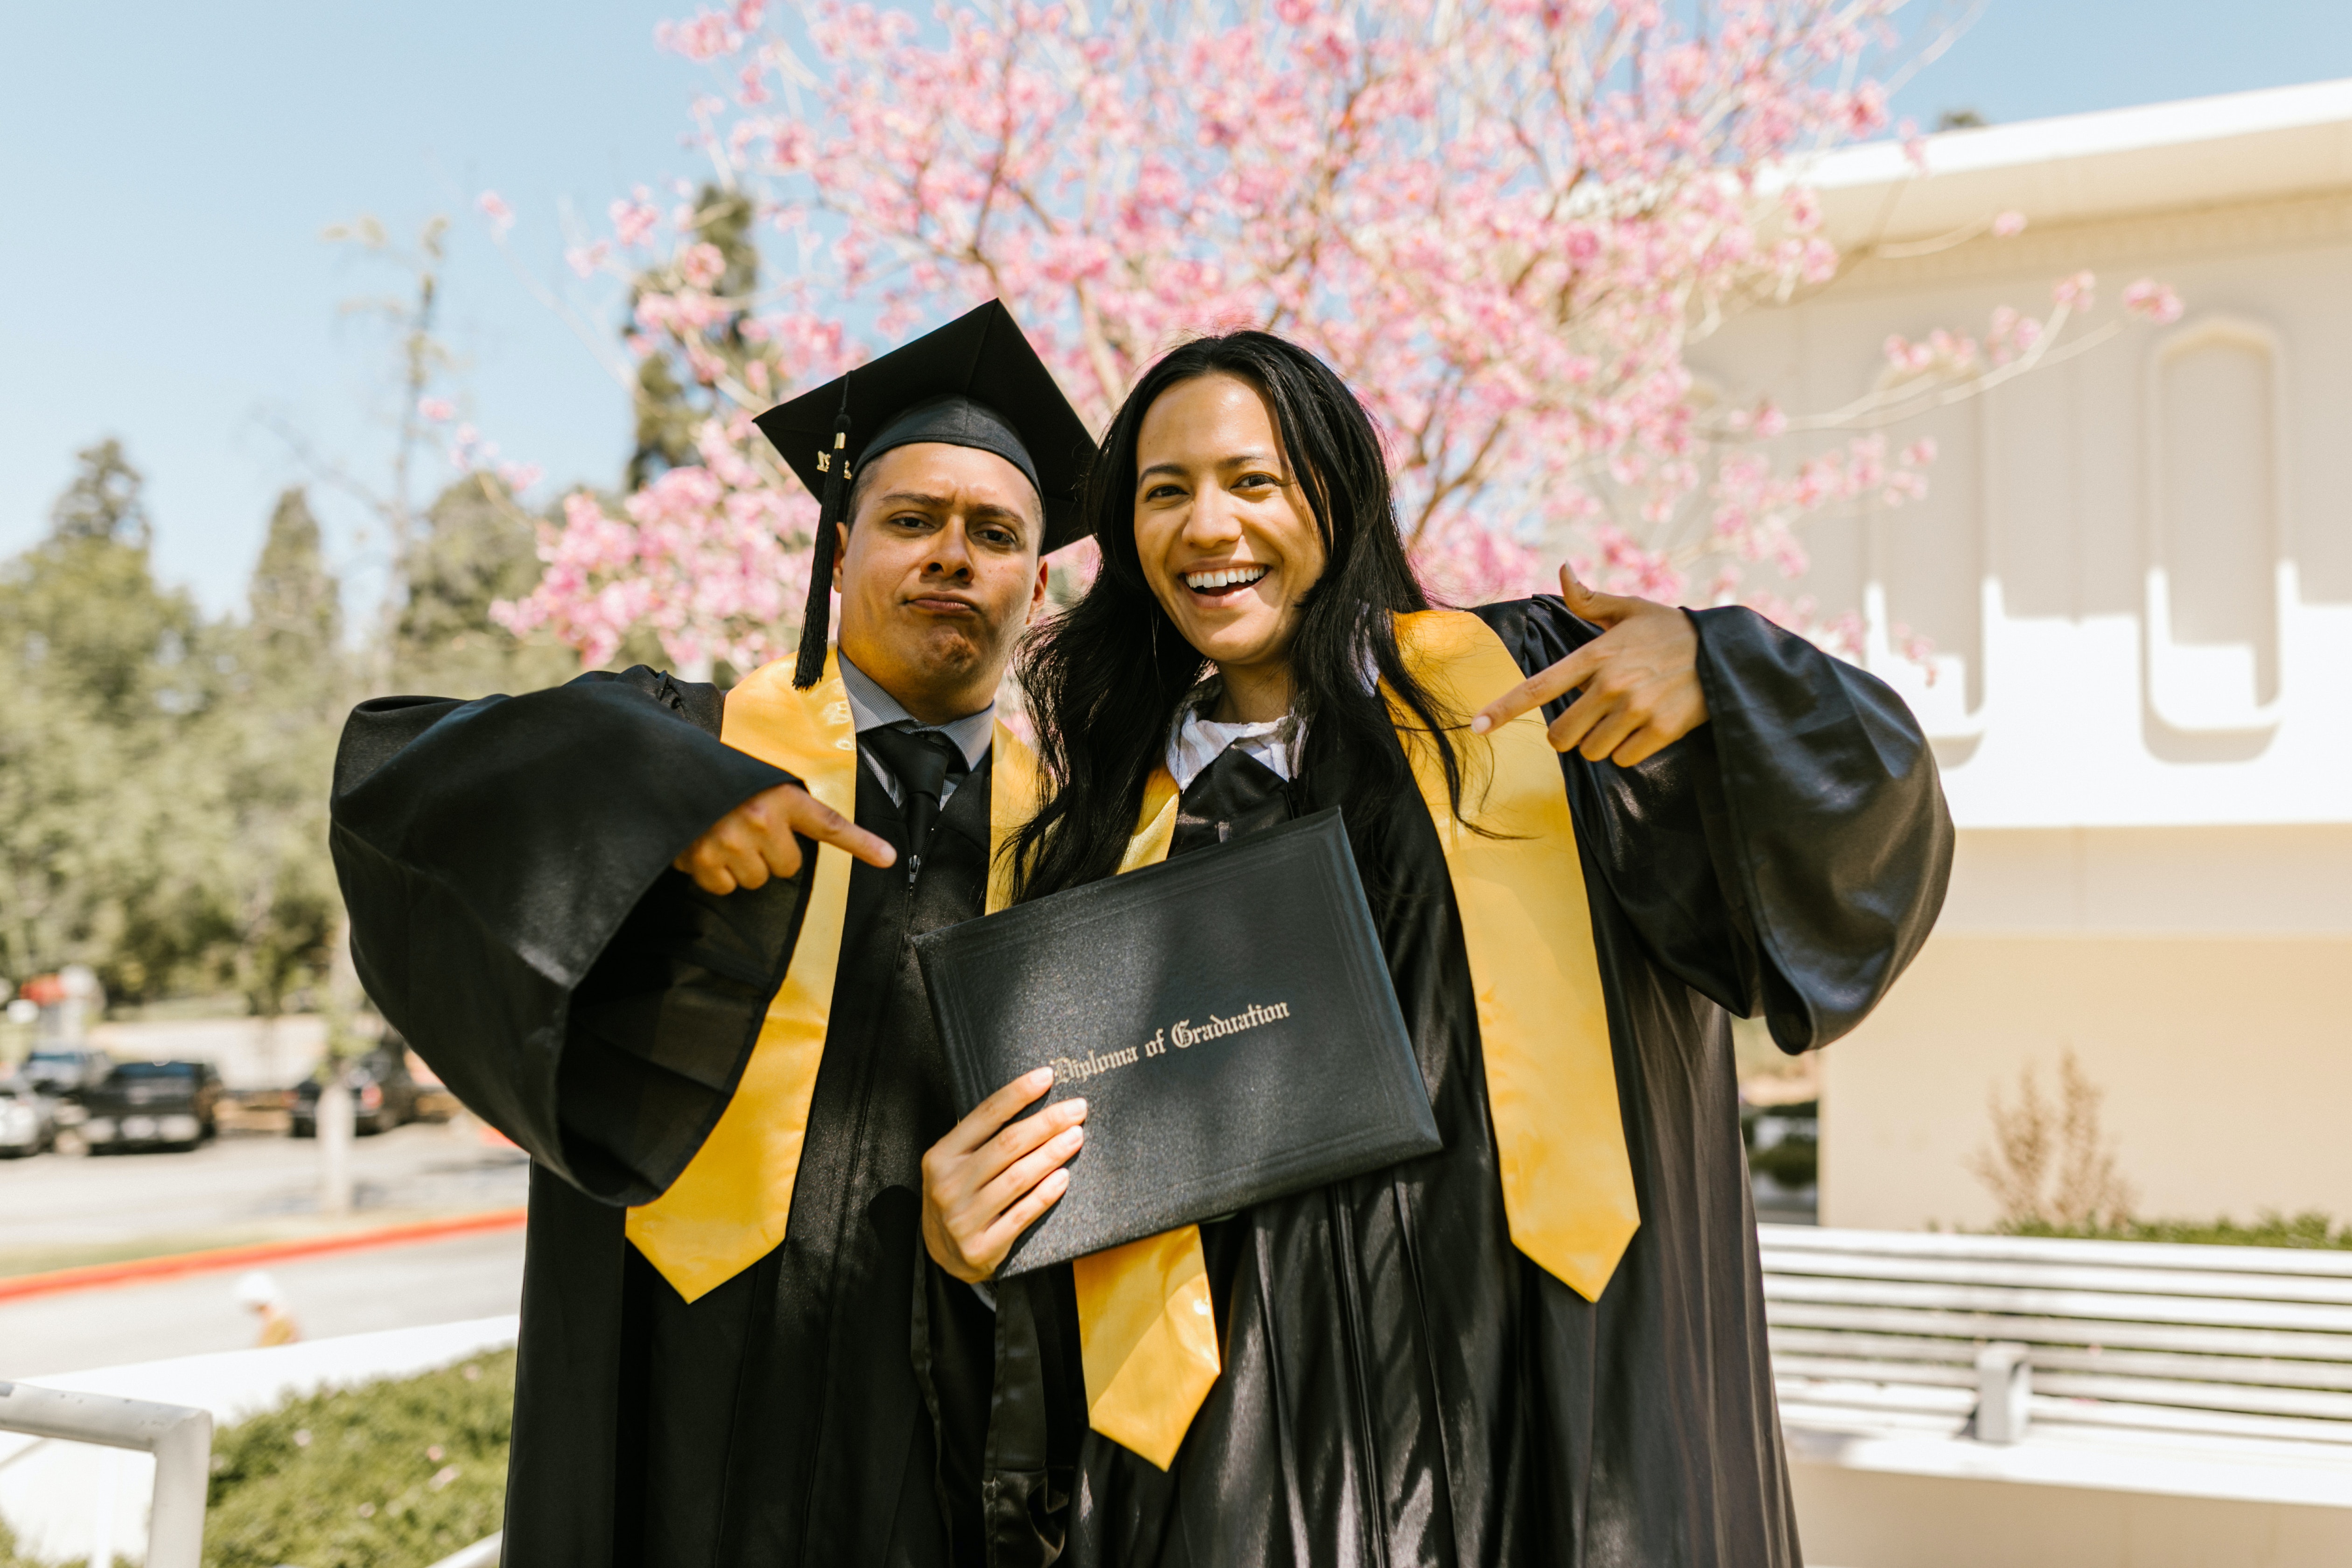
[913,808,1441,1275]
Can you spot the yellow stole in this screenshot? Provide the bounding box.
[1015,609,1641,1468]
[626,651,1041,1302]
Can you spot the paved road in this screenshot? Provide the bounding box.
[0,1120,530,1262]
[0,1227,528,1379]
[0,1120,532,1378]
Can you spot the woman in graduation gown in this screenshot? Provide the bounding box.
[924,331,1953,1566]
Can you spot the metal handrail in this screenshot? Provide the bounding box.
[427,1530,503,1567]
[0,1380,212,1568]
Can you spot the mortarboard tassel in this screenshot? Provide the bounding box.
[792,389,854,689]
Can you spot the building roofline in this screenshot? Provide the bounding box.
[1801,77,2352,245]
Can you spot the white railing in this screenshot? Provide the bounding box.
[1762,1224,2352,1508]
[428,1531,503,1567]
[0,1380,211,1568]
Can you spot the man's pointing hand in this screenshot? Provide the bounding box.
[673,782,897,894]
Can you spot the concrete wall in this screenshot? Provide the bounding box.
[1792,1462,2352,1568]
[1687,138,2352,1232]
[1688,190,2352,828]
[1821,824,2352,1231]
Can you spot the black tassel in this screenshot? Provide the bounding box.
[793,393,854,688]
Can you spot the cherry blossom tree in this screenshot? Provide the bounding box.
[490,0,2186,675]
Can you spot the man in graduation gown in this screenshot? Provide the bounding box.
[328,301,1097,1566]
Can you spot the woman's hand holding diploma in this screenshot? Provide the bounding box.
[921,1068,1088,1283]
[1472,566,1711,768]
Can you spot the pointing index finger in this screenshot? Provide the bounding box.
[1470,643,1600,735]
[786,791,898,868]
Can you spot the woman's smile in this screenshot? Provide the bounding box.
[1132,372,1328,721]
[1183,562,1270,596]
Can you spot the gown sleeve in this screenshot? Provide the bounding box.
[329,665,818,1203]
[1469,597,1954,1052]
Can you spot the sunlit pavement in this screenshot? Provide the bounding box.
[0,1120,529,1262]
[0,1226,526,1379]
[0,1120,532,1378]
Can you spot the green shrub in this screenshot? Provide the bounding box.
[200,1349,515,1568]
[1996,1211,2352,1250]
[1747,1136,1818,1189]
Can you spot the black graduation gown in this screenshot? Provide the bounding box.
[329,665,1070,1567]
[1019,599,1952,1568]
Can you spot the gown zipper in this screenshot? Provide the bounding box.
[1329,1188,1394,1568]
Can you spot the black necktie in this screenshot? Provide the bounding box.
[1172,744,1297,856]
[860,724,970,881]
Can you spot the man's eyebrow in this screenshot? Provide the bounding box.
[872,490,951,511]
[873,490,1036,536]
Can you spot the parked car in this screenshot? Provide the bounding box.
[0,1082,58,1156]
[79,1060,224,1152]
[18,1046,112,1098]
[290,1044,422,1137]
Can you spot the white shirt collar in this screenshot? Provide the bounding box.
[836,652,996,770]
[1165,679,1300,793]
[1162,637,1388,794]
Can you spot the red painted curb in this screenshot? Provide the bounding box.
[0,1208,530,1303]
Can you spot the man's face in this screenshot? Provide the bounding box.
[832,441,1049,724]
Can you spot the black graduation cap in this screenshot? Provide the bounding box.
[754,299,1096,687]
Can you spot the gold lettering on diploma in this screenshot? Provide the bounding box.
[1048,1001,1295,1085]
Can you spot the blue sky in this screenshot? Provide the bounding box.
[4,0,2350,616]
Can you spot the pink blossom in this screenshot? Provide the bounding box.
[2052,270,2097,312]
[500,0,2135,667]
[679,242,728,290]
[611,195,662,248]
[566,241,612,278]
[1991,210,2026,238]
[476,189,515,236]
[2122,277,2184,325]
[658,11,737,62]
[417,396,455,423]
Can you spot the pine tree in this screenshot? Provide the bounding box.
[207,486,349,1015]
[4,441,202,724]
[47,438,152,547]
[392,474,577,699]
[249,488,342,675]
[626,185,758,490]
[0,442,220,999]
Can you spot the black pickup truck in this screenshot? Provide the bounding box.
[79,1060,224,1152]
[289,1043,422,1137]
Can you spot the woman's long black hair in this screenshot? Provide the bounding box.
[1008,330,1470,902]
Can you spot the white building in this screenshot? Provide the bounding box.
[1693,80,2352,1233]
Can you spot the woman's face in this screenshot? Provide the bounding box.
[1131,372,1328,684]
